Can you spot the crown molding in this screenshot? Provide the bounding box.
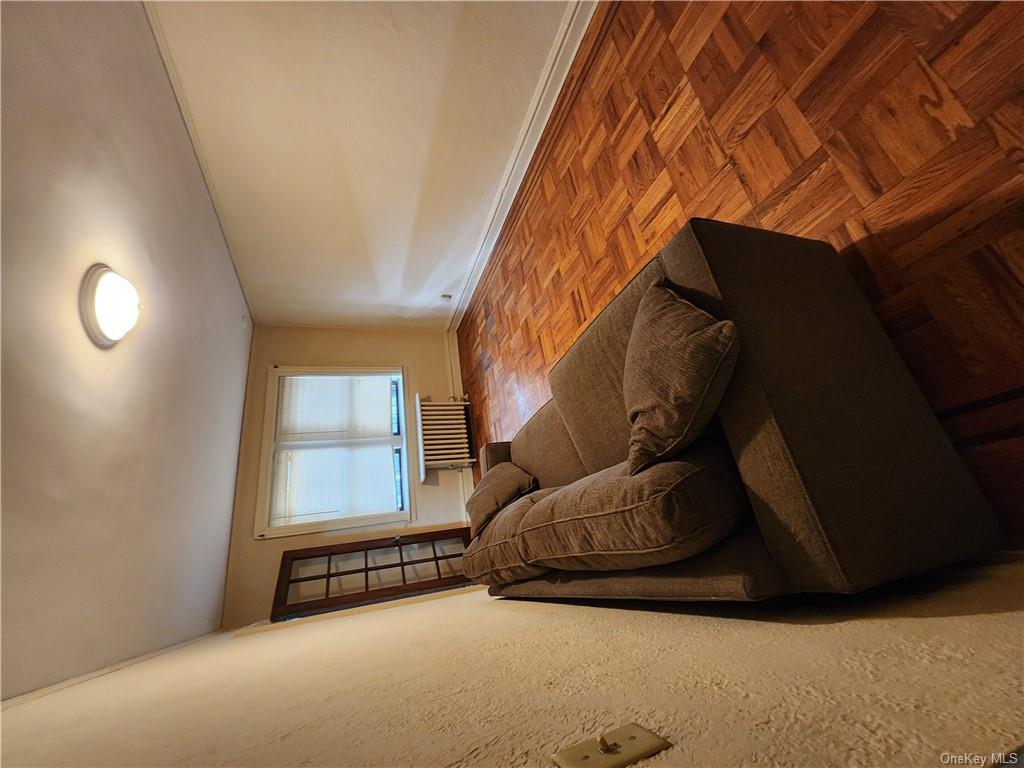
[446,1,597,333]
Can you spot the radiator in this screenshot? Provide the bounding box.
[415,395,474,482]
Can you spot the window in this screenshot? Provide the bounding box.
[255,367,411,538]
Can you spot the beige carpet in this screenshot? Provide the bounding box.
[3,557,1022,768]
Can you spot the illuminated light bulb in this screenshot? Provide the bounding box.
[80,264,141,348]
[94,270,140,341]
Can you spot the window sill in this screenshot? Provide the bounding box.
[254,511,411,540]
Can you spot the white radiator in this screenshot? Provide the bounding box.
[415,395,474,482]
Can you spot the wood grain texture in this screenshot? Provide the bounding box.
[457,1,1024,544]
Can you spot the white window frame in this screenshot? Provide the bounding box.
[253,365,413,540]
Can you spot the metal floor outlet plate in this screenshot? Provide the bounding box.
[552,723,672,768]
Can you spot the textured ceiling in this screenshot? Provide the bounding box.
[150,2,569,327]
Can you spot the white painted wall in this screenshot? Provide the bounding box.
[222,324,471,629]
[1,2,251,698]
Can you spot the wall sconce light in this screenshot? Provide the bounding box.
[79,264,141,349]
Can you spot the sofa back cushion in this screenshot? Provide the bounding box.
[510,400,587,489]
[548,258,667,473]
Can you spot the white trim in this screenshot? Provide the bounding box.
[234,584,487,638]
[253,366,414,540]
[444,330,476,500]
[144,3,254,321]
[446,1,596,334]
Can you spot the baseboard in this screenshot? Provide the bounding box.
[1,631,218,710]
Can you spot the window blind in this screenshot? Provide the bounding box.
[270,374,404,527]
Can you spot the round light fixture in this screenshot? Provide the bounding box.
[79,264,141,349]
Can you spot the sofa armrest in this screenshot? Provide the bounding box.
[480,441,512,473]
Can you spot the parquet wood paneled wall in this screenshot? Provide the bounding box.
[457,1,1024,543]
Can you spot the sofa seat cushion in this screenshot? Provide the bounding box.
[624,279,739,474]
[466,462,537,537]
[489,520,788,601]
[516,443,743,573]
[463,489,559,586]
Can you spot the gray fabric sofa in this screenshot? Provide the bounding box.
[466,218,998,601]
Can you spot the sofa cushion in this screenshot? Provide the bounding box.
[489,520,788,601]
[462,489,558,586]
[510,400,588,489]
[549,258,667,474]
[465,462,536,537]
[516,439,743,573]
[624,279,739,474]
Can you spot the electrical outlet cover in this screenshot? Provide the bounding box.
[552,723,672,768]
